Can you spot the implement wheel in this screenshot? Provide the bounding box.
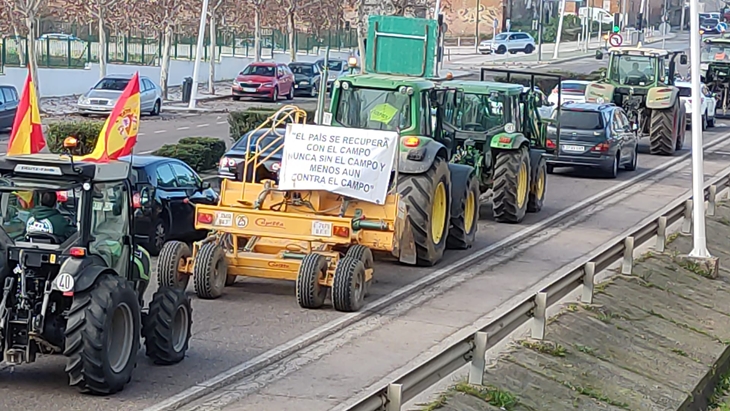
[649,104,679,156]
[447,172,480,249]
[64,274,140,395]
[397,157,451,266]
[492,146,531,223]
[345,245,373,297]
[296,253,329,309]
[157,241,191,290]
[527,159,547,213]
[332,257,366,312]
[193,243,227,299]
[143,286,192,365]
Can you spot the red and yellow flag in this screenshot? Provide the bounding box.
[7,72,46,156]
[79,72,140,162]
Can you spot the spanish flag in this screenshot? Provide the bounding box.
[79,72,140,162]
[7,72,45,156]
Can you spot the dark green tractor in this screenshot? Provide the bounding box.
[701,37,730,115]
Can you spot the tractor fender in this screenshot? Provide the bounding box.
[490,132,530,150]
[646,86,679,110]
[398,139,449,174]
[585,82,615,103]
[59,257,118,294]
[447,163,476,220]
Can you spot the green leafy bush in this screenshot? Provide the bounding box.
[152,137,226,172]
[46,121,105,156]
[228,107,317,142]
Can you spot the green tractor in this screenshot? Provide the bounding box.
[585,46,688,155]
[327,15,477,267]
[440,69,560,223]
[701,37,730,115]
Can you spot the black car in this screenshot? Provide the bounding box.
[218,128,285,183]
[0,85,19,131]
[546,102,639,178]
[289,62,321,97]
[122,155,219,255]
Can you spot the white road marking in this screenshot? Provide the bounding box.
[216,121,227,124]
[138,133,145,136]
[154,130,166,134]
[178,126,190,130]
[197,124,210,127]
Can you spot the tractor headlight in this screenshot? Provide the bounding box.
[52,273,75,293]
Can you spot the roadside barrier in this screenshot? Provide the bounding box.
[344,168,730,411]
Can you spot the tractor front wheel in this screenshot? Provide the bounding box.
[649,104,680,156]
[157,241,191,290]
[447,172,480,249]
[492,146,531,223]
[527,159,547,213]
[143,286,192,365]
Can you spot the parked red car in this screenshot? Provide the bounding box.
[232,62,295,102]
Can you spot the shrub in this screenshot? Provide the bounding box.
[152,137,226,172]
[46,121,105,156]
[228,107,317,142]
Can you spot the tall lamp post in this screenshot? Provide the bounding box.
[189,0,210,109]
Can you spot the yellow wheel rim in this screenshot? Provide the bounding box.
[535,167,545,199]
[516,162,528,208]
[431,182,447,244]
[464,190,476,234]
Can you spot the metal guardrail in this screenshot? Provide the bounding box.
[345,169,730,411]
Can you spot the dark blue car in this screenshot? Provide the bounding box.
[217,128,286,183]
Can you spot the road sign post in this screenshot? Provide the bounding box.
[608,33,623,47]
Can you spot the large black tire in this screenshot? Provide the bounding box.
[676,105,687,150]
[193,243,227,299]
[157,241,191,290]
[296,253,329,309]
[64,274,141,395]
[397,157,451,267]
[649,104,679,156]
[527,159,547,213]
[345,245,373,297]
[447,173,480,249]
[143,286,192,365]
[492,146,531,223]
[332,257,366,312]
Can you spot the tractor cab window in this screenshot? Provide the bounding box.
[702,43,730,62]
[458,92,508,132]
[334,86,412,131]
[0,181,80,242]
[609,55,657,86]
[89,182,130,275]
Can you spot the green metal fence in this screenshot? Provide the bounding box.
[0,28,358,68]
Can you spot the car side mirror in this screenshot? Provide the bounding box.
[201,181,211,190]
[680,54,688,65]
[596,50,603,60]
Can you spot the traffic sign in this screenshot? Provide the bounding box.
[608,33,623,47]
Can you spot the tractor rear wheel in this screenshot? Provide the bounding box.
[447,172,480,249]
[527,159,547,213]
[397,157,451,266]
[492,146,531,223]
[649,104,679,156]
[193,243,227,299]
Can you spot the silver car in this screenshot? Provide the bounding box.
[77,74,163,116]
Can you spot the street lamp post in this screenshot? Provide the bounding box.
[188,0,210,109]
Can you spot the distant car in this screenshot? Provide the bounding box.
[218,128,285,183]
[39,33,82,42]
[701,18,721,34]
[122,155,219,255]
[315,58,348,90]
[232,62,295,102]
[0,85,19,131]
[546,102,638,178]
[478,32,536,55]
[676,81,716,129]
[548,80,591,106]
[288,62,321,97]
[77,74,162,116]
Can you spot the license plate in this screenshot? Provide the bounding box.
[215,212,233,226]
[243,87,257,93]
[311,221,332,237]
[562,145,585,152]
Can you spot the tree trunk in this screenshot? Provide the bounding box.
[11,24,26,67]
[25,17,39,99]
[159,26,173,100]
[208,12,216,94]
[288,12,296,62]
[254,9,262,62]
[98,8,108,78]
[357,21,366,74]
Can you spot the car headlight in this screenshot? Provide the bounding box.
[78,96,89,104]
[262,82,273,87]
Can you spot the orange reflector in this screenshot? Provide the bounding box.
[197,213,213,224]
[132,193,141,208]
[69,247,86,257]
[333,226,350,238]
[403,137,420,148]
[499,136,511,144]
[63,291,74,297]
[546,139,556,149]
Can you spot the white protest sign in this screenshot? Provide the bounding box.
[278,123,398,204]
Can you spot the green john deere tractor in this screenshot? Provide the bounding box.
[701,37,730,115]
[585,46,688,155]
[441,69,560,223]
[328,15,477,267]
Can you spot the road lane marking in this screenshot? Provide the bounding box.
[178,126,190,130]
[144,128,730,411]
[197,124,210,127]
[154,130,166,134]
[217,121,227,124]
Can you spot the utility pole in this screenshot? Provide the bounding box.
[537,0,544,61]
[475,0,480,52]
[553,0,566,59]
[586,2,593,51]
[620,0,628,29]
[188,0,210,109]
[638,0,647,42]
[662,0,668,48]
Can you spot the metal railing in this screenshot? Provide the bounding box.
[345,169,730,411]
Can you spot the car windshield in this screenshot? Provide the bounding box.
[0,178,82,242]
[335,87,412,131]
[559,110,604,130]
[562,82,588,94]
[232,129,285,157]
[701,43,730,62]
[326,61,344,71]
[608,55,657,85]
[290,65,314,75]
[94,78,129,91]
[705,19,720,25]
[495,33,508,40]
[678,87,692,97]
[458,93,507,131]
[241,65,275,76]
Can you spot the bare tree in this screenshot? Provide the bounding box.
[0,3,29,66]
[343,0,367,72]
[206,0,233,94]
[273,0,317,62]
[245,0,268,61]
[0,0,46,96]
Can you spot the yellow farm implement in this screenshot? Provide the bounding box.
[156,106,416,312]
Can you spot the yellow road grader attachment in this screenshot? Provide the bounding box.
[156,106,416,312]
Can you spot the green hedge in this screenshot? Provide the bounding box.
[46,121,105,156]
[152,137,226,172]
[228,107,317,142]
